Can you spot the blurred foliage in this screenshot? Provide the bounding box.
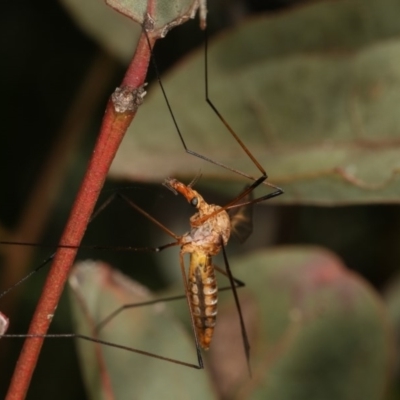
[70,250,392,399]
[111,0,400,204]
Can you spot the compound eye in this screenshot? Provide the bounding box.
[190,197,198,207]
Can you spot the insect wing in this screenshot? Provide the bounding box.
[228,187,254,244]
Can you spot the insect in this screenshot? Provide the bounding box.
[0,4,283,398]
[166,177,232,353]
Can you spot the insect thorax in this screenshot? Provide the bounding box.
[182,204,231,256]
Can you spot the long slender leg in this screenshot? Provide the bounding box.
[0,250,246,369]
[220,237,252,376]
[214,265,245,289]
[145,29,282,198]
[0,255,56,300]
[1,333,201,369]
[225,185,284,211]
[95,267,245,333]
[0,192,181,300]
[0,191,179,251]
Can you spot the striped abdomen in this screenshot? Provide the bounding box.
[188,251,218,350]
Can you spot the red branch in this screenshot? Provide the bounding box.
[6,32,156,400]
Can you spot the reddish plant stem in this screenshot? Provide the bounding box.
[6,32,156,400]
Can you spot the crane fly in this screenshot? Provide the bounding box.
[0,3,283,395]
[76,173,258,370]
[163,177,231,352]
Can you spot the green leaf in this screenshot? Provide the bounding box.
[223,247,393,399]
[110,0,400,204]
[105,0,204,36]
[68,248,392,399]
[60,0,204,62]
[68,260,216,400]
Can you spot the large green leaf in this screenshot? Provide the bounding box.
[110,0,400,204]
[68,261,216,400]
[211,247,392,399]
[69,248,392,399]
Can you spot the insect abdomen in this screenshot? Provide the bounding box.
[188,252,218,350]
